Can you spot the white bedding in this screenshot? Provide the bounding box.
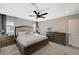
[16,33,48,47]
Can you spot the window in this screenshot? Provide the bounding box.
[6,21,15,35]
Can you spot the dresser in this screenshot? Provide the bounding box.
[0,35,15,47]
[47,32,68,46]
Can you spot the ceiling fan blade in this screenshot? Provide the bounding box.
[34,11,38,15]
[41,17,45,18]
[36,17,38,19]
[40,13,48,16]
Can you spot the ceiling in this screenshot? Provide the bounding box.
[0,3,79,22]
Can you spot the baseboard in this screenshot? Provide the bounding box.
[68,44,79,49]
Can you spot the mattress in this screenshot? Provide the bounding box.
[16,33,48,47]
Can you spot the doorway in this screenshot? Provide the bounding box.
[68,19,79,47]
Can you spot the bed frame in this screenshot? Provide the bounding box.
[15,26,48,55]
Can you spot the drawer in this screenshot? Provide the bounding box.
[2,41,15,47]
[47,32,67,46]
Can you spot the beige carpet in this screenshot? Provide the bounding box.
[0,41,79,55]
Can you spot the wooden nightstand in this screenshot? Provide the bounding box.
[0,35,16,47]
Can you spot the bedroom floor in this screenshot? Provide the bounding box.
[0,41,79,55]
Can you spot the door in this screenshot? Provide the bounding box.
[68,19,79,47]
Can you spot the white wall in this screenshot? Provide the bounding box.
[39,18,68,35]
[6,16,35,27]
[39,14,79,35]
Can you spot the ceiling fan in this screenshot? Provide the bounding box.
[29,3,48,19]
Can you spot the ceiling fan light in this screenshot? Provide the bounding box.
[65,11,70,14]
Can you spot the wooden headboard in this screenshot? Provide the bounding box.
[15,26,33,37]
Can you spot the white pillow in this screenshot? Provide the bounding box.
[18,31,33,36]
[18,32,26,35]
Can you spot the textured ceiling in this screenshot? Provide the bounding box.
[0,3,79,22]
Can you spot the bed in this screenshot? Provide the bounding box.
[15,26,48,55]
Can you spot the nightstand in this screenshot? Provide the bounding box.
[0,35,15,47]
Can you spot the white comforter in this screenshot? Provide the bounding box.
[16,33,48,47]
